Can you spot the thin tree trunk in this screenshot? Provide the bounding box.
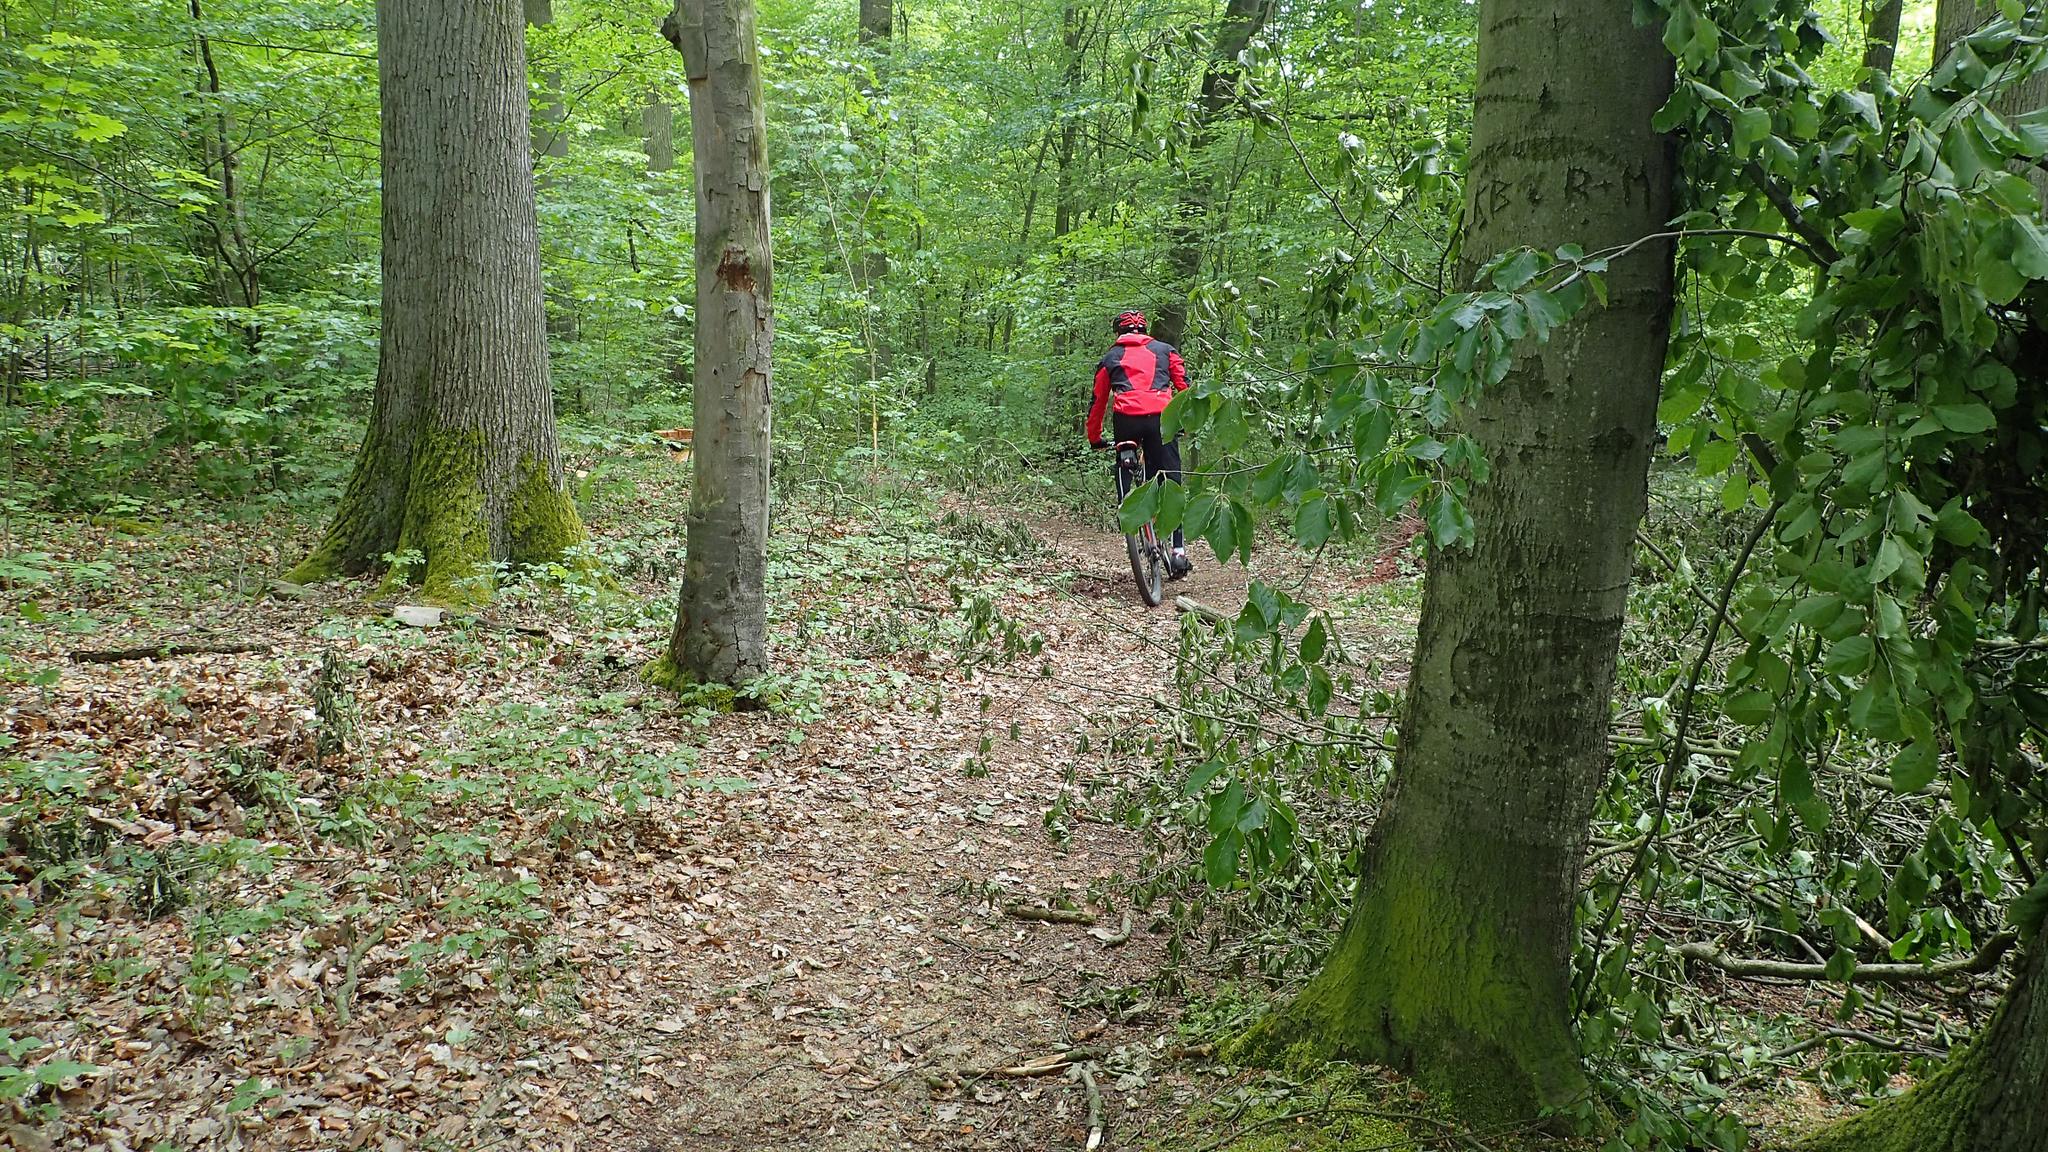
[1154,0,1270,351]
[289,0,582,603]
[189,0,258,311]
[642,96,675,172]
[1229,0,1677,1121]
[657,0,773,688]
[525,0,569,162]
[1862,0,1903,76]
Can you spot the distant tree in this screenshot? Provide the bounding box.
[653,0,774,689]
[1231,0,1677,1119]
[288,0,582,603]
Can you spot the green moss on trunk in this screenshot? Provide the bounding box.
[640,652,740,711]
[506,452,585,563]
[1228,863,1587,1124]
[386,426,492,605]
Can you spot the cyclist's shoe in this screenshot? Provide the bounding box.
[1168,548,1194,580]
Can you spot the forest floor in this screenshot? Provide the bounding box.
[1,446,1920,1152]
[1,446,1480,1152]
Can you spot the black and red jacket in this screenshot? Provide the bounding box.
[1087,332,1188,444]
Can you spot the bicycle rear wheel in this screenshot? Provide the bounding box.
[1116,461,1167,607]
[1126,524,1166,607]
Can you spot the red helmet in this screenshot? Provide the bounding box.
[1113,310,1148,334]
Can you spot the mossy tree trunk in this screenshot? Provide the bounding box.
[658,0,773,687]
[290,0,583,604]
[1795,922,2047,1151]
[1228,0,1677,1122]
[1152,0,1270,352]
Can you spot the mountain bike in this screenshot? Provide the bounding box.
[1108,439,1169,607]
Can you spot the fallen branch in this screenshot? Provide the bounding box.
[71,640,273,664]
[1078,1061,1104,1151]
[1673,931,2017,985]
[927,1047,1104,1091]
[1174,595,1230,627]
[1003,904,1096,926]
[1087,909,1133,947]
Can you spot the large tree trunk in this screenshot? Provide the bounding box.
[289,0,582,604]
[656,0,773,688]
[1153,0,1270,351]
[1228,0,1676,1121]
[1796,922,2047,1152]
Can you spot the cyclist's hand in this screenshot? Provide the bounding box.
[1090,439,1109,451]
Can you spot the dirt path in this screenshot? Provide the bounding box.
[566,516,1265,1152]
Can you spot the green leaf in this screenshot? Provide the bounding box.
[1182,759,1226,797]
[1155,479,1187,534]
[1824,634,1875,676]
[1204,830,1242,887]
[1888,740,1939,794]
[1724,688,1776,725]
[1732,106,1773,154]
[1118,479,1161,535]
[1295,492,1334,548]
[1492,248,1544,291]
[1932,403,1998,434]
[1300,616,1329,664]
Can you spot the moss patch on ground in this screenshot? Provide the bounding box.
[1154,1063,1445,1152]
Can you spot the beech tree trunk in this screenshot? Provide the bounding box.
[1154,0,1270,351]
[859,0,890,46]
[1862,0,1903,76]
[1229,0,1676,1121]
[288,0,582,604]
[656,0,773,689]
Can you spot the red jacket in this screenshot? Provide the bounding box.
[1087,332,1187,444]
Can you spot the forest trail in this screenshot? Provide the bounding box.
[566,516,1265,1152]
[3,471,1414,1152]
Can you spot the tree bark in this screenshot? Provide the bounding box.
[525,0,569,161]
[1228,0,1676,1122]
[657,0,773,688]
[288,0,583,604]
[1862,0,1903,76]
[1153,0,1270,351]
[859,0,890,46]
[642,96,675,173]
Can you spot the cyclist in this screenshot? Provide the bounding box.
[1088,309,1193,578]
